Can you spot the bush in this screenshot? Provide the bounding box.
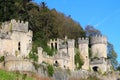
[74,49,84,70]
[0,56,4,62]
[29,51,38,62]
[47,64,54,77]
[33,40,57,56]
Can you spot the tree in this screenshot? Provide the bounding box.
[107,42,118,68]
[117,64,120,71]
[85,25,101,37]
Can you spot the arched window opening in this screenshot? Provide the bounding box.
[93,66,98,72]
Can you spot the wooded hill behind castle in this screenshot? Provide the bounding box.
[0,0,118,72]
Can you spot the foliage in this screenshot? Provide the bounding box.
[0,0,85,57]
[29,50,38,62]
[107,42,118,68]
[0,69,34,80]
[74,49,84,70]
[117,64,120,71]
[47,64,54,77]
[0,56,4,62]
[89,48,92,58]
[85,25,101,37]
[33,40,57,56]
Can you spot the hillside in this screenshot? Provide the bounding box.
[0,69,34,80]
[0,0,85,56]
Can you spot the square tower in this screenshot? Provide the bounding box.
[78,37,89,70]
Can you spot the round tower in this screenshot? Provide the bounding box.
[90,35,107,58]
[78,37,89,70]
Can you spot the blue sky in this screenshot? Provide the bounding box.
[33,0,120,63]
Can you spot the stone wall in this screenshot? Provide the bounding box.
[78,38,89,70]
[0,19,33,57]
[90,35,107,45]
[4,55,35,72]
[91,44,107,58]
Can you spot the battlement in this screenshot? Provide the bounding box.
[90,35,107,45]
[78,37,89,44]
[11,19,28,32]
[1,19,28,33]
[67,39,75,48]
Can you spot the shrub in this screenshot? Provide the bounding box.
[47,64,54,77]
[29,50,38,62]
[74,49,84,70]
[0,56,4,62]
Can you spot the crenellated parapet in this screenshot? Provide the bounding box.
[11,19,28,32]
[78,37,89,44]
[67,39,75,48]
[1,19,28,33]
[90,35,107,45]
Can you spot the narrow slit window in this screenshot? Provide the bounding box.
[18,42,21,51]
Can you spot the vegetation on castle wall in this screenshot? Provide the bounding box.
[89,48,92,58]
[75,49,84,70]
[29,50,38,62]
[33,40,57,56]
[47,64,54,77]
[0,56,4,63]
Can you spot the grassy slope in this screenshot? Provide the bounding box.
[0,69,34,80]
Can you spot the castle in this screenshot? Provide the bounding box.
[38,35,111,72]
[0,19,32,57]
[0,19,34,71]
[0,19,111,73]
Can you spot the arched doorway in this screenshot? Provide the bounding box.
[92,66,99,72]
[54,60,59,67]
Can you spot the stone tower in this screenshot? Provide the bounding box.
[67,39,75,71]
[90,35,107,58]
[78,37,89,70]
[0,19,33,57]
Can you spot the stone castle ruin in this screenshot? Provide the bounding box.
[38,37,75,71]
[38,35,111,72]
[0,19,34,72]
[0,19,32,57]
[78,36,111,72]
[0,19,111,73]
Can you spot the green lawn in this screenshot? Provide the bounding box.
[0,69,34,80]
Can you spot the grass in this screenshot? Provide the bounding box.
[0,69,34,80]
